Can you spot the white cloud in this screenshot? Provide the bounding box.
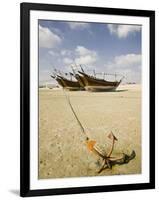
[106,53,141,83]
[114,54,141,68]
[107,24,141,38]
[48,50,59,57]
[61,50,67,56]
[75,46,92,56]
[75,55,97,65]
[39,25,62,48]
[67,22,90,30]
[63,57,73,65]
[60,46,98,66]
[75,46,97,65]
[61,49,72,56]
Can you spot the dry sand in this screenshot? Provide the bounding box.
[39,84,141,179]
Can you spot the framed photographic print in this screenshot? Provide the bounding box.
[20,2,155,197]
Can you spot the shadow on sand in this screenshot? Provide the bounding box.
[90,89,128,93]
[113,89,128,92]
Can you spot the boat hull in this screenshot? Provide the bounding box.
[85,85,117,92]
[64,87,84,91]
[75,74,85,87]
[50,75,65,88]
[78,71,121,92]
[56,78,65,87]
[58,75,84,91]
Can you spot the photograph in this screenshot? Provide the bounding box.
[20,3,155,196]
[38,20,141,179]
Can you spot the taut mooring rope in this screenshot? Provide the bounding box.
[63,89,89,141]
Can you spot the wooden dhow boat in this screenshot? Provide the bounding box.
[50,75,65,88]
[78,71,123,92]
[57,74,84,91]
[74,73,85,88]
[50,71,84,91]
[70,65,86,88]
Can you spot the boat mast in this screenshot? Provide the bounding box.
[80,65,84,72]
[115,73,117,81]
[93,69,96,77]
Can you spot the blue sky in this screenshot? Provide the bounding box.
[39,20,141,84]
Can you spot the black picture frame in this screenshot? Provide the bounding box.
[20,2,155,197]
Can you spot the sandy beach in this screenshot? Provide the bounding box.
[38,84,141,179]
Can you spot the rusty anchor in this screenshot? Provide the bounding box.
[86,132,136,173]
